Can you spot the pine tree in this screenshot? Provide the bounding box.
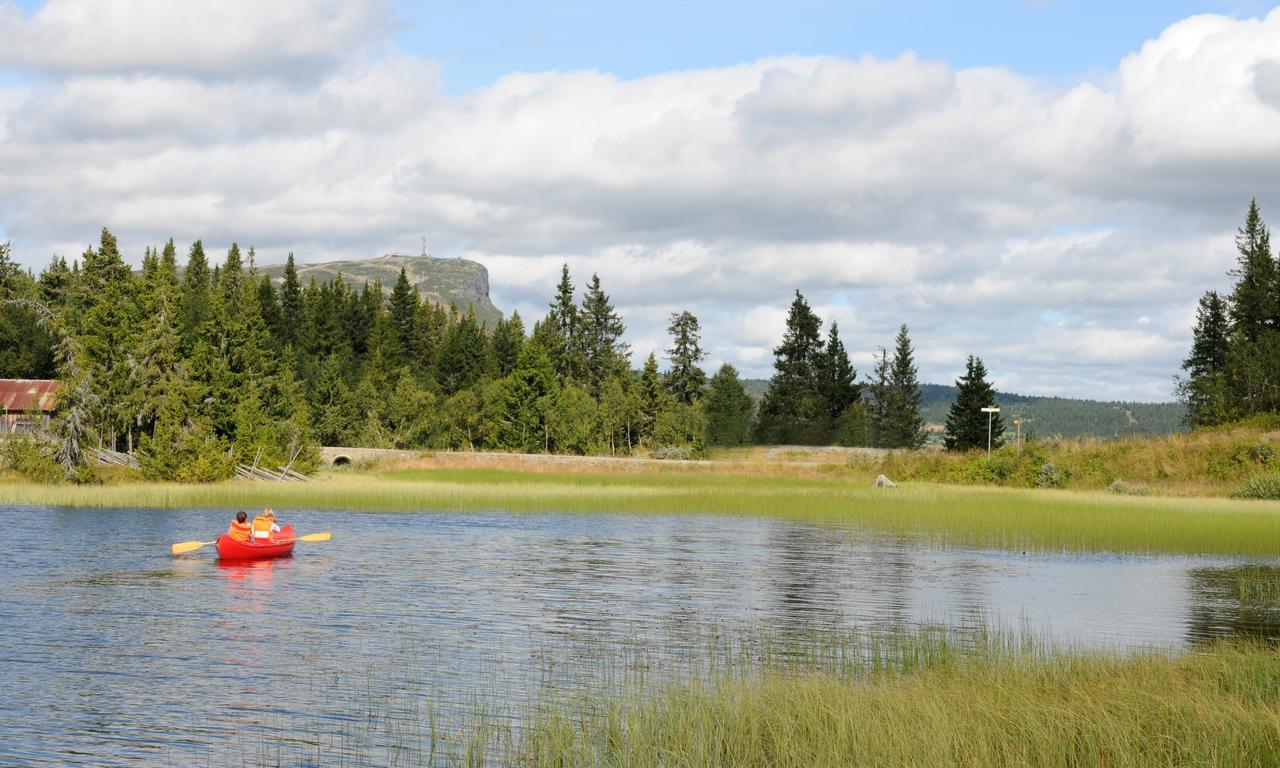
[126,283,187,443]
[755,291,825,444]
[181,240,211,340]
[436,309,490,395]
[258,274,282,345]
[704,363,755,446]
[943,355,1003,452]
[491,311,526,376]
[579,273,629,395]
[79,228,139,448]
[38,255,72,308]
[638,352,668,442]
[311,353,358,445]
[1178,290,1232,426]
[389,267,419,366]
[817,322,859,431]
[664,310,706,404]
[867,347,890,446]
[1229,199,1275,344]
[543,264,584,381]
[280,252,303,347]
[874,324,926,449]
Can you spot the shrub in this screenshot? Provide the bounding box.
[1,434,64,483]
[1035,462,1065,488]
[650,445,695,461]
[1232,474,1280,500]
[1107,479,1151,496]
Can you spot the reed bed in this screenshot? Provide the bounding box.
[515,642,1280,767]
[226,625,1280,767]
[4,467,1280,556]
[1231,566,1280,607]
[3,467,1280,556]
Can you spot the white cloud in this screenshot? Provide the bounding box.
[0,0,391,78]
[2,4,1279,400]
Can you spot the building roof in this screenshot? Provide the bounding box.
[0,379,60,413]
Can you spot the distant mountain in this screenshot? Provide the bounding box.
[741,379,1186,439]
[262,254,503,329]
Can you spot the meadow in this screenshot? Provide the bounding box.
[4,461,1280,556]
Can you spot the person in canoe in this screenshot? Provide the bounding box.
[227,511,253,543]
[251,508,282,543]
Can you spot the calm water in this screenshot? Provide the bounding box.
[1,505,1276,766]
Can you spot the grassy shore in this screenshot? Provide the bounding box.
[4,463,1280,555]
[513,639,1280,767]
[244,626,1280,767]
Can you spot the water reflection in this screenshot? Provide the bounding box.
[1186,565,1280,642]
[3,505,1280,766]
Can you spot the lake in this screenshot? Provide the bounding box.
[1,505,1275,766]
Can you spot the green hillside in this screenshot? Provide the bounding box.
[262,254,504,329]
[742,379,1186,439]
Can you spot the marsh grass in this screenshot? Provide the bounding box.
[515,641,1280,767]
[7,460,1280,558]
[4,467,1280,555]
[229,625,1280,767]
[1232,566,1280,607]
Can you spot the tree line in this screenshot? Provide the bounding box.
[0,229,1005,481]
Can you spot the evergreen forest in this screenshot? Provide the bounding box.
[0,227,1057,481]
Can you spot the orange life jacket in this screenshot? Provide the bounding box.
[228,519,252,543]
[251,515,276,540]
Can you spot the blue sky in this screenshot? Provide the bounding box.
[390,0,1268,92]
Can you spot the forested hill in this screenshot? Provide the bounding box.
[261,254,503,329]
[741,379,1186,439]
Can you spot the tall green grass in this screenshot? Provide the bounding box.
[4,467,1280,555]
[515,640,1280,767]
[230,625,1280,767]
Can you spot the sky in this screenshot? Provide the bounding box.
[1,1,1279,401]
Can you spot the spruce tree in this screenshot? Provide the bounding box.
[258,274,282,344]
[181,240,211,340]
[435,309,489,395]
[389,267,419,366]
[491,311,526,376]
[867,347,890,446]
[1229,199,1275,344]
[39,255,72,308]
[1178,290,1232,426]
[704,363,755,446]
[664,310,706,404]
[943,355,1003,451]
[755,291,825,444]
[543,264,584,381]
[280,252,303,347]
[579,273,629,395]
[880,324,926,449]
[79,228,138,448]
[638,352,667,442]
[817,322,859,434]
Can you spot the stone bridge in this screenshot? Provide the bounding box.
[320,446,420,466]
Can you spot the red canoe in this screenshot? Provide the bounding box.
[215,524,297,561]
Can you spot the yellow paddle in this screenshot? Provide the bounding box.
[276,532,333,544]
[170,531,332,555]
[171,539,217,555]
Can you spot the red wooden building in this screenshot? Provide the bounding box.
[0,379,60,434]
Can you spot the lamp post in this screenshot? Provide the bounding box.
[981,406,1000,459]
